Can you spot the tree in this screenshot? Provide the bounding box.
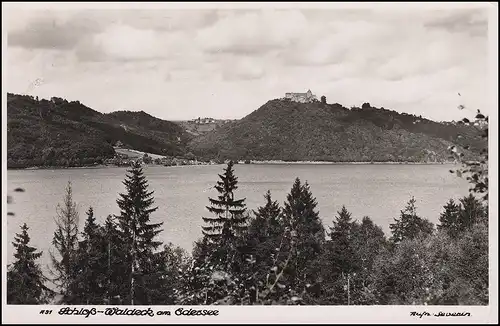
[321,96,327,104]
[82,207,98,244]
[449,101,488,202]
[389,197,434,244]
[115,163,164,305]
[438,195,486,239]
[350,216,387,305]
[372,235,441,305]
[154,243,191,304]
[447,221,488,304]
[328,206,357,274]
[70,207,108,304]
[281,178,325,301]
[102,215,126,304]
[180,237,218,304]
[458,194,487,229]
[250,190,283,240]
[50,181,80,303]
[182,161,248,305]
[142,153,152,164]
[184,187,298,306]
[202,160,247,247]
[372,220,488,305]
[438,199,461,238]
[242,191,285,303]
[7,223,53,304]
[321,206,359,304]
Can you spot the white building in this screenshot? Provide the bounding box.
[284,89,318,103]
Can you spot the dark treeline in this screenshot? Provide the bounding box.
[7,160,489,306]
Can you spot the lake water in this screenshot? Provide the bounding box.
[7,163,469,271]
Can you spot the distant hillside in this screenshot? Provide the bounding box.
[189,99,481,163]
[7,93,191,168]
[175,118,237,136]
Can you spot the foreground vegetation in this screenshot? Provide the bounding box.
[7,159,488,306]
[7,100,489,306]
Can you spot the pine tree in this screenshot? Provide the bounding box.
[7,223,53,304]
[70,207,108,304]
[242,191,285,303]
[350,217,387,305]
[328,206,358,275]
[354,217,386,269]
[202,160,247,244]
[102,215,126,304]
[438,199,461,238]
[82,207,98,244]
[320,206,360,304]
[437,195,486,239]
[50,181,80,303]
[245,190,282,270]
[282,178,325,297]
[115,163,164,305]
[249,190,282,240]
[390,197,434,244]
[183,161,248,305]
[458,194,487,229]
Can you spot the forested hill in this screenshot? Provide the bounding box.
[7,93,191,168]
[189,99,481,162]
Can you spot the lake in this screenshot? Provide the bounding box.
[7,163,469,271]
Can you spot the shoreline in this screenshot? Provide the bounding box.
[8,160,459,171]
[249,160,454,165]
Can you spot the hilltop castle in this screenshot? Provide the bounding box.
[284,89,317,103]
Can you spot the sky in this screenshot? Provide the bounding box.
[5,3,493,122]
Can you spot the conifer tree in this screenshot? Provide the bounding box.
[438,194,486,238]
[201,160,247,274]
[115,163,164,305]
[320,206,360,304]
[458,194,487,228]
[350,217,387,305]
[70,207,108,304]
[245,190,283,270]
[82,207,98,244]
[7,223,53,304]
[102,215,126,304]
[202,160,247,244]
[242,191,285,303]
[390,197,434,244]
[183,161,248,305]
[249,190,282,240]
[328,206,358,275]
[50,181,80,303]
[282,178,325,297]
[353,217,386,271]
[438,199,461,238]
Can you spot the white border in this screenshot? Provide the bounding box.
[1,306,497,324]
[2,2,498,324]
[0,1,496,10]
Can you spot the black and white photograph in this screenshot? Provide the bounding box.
[3,1,497,324]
